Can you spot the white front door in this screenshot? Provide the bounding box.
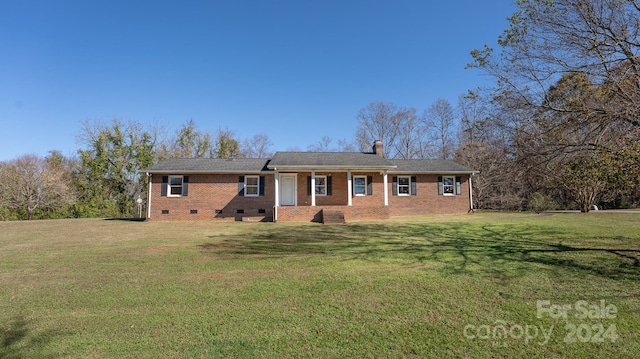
[280,175,296,206]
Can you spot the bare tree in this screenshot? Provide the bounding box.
[392,108,426,159]
[469,0,640,207]
[457,90,490,146]
[241,132,273,158]
[307,136,333,152]
[356,102,400,158]
[425,98,457,160]
[336,138,357,152]
[0,154,75,220]
[356,101,428,159]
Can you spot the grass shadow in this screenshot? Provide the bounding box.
[0,314,68,359]
[104,217,146,222]
[199,220,640,282]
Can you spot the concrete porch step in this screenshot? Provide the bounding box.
[322,209,345,224]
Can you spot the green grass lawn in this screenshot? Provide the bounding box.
[1,212,639,358]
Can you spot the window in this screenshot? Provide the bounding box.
[239,175,264,196]
[397,176,410,195]
[168,176,184,197]
[315,176,327,196]
[245,176,259,197]
[443,176,455,195]
[162,176,188,197]
[353,176,366,196]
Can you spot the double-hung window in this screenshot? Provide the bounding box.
[245,176,259,197]
[168,176,184,197]
[315,176,327,196]
[397,176,410,196]
[353,176,367,196]
[443,176,455,195]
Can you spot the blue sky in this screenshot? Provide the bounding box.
[0,1,515,161]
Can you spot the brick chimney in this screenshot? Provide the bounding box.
[373,140,384,158]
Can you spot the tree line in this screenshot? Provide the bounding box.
[2,0,639,219]
[0,118,282,220]
[0,96,463,220]
[464,0,640,212]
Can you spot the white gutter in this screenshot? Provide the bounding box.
[146,173,152,220]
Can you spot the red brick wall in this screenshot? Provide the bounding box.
[148,172,471,221]
[387,174,471,216]
[294,172,385,207]
[148,174,274,221]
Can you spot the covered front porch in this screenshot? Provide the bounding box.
[272,170,391,222]
[266,149,397,222]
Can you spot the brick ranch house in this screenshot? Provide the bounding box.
[141,141,478,222]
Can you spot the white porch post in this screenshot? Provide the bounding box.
[311,171,316,206]
[347,171,352,206]
[383,171,389,206]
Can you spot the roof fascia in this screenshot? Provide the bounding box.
[388,170,479,174]
[140,169,272,175]
[268,165,397,172]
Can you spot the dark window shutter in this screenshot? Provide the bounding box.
[438,176,444,195]
[161,176,168,196]
[411,176,417,196]
[182,176,189,196]
[392,176,398,196]
[238,176,245,196]
[307,176,311,196]
[367,176,373,195]
[455,176,462,195]
[259,176,265,196]
[327,176,332,196]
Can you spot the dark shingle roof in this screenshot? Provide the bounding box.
[141,158,271,173]
[388,159,477,174]
[141,154,477,174]
[268,152,396,170]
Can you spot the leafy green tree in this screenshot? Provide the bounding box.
[76,119,155,217]
[212,128,240,159]
[175,119,212,158]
